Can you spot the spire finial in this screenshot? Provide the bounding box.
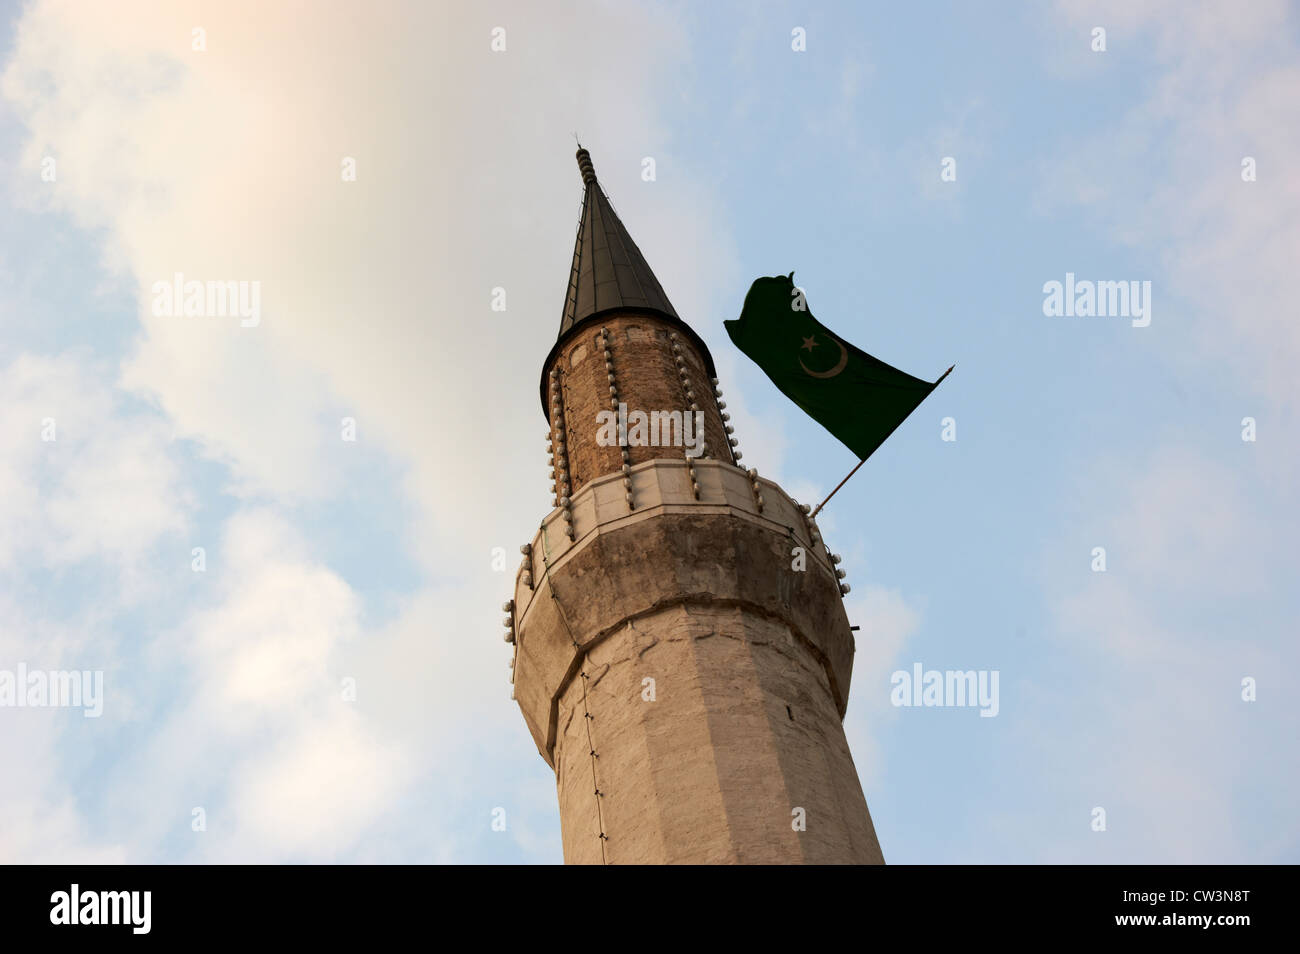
[576,147,597,186]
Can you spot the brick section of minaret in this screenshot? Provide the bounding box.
[545,313,732,496]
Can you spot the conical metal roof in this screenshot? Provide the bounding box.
[539,148,716,417]
[558,148,680,336]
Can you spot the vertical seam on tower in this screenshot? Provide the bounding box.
[538,525,609,865]
[665,330,703,498]
[578,661,608,862]
[709,378,739,466]
[549,366,576,538]
[600,326,634,510]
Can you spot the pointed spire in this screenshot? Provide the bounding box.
[559,148,679,338]
[540,146,716,417]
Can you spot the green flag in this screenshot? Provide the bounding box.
[724,273,950,462]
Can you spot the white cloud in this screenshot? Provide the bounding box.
[85,509,416,862]
[1016,3,1300,860]
[1048,0,1300,418]
[0,0,745,551]
[0,0,748,863]
[0,352,189,584]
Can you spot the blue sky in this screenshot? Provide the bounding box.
[0,0,1296,863]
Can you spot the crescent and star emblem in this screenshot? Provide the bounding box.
[798,333,849,379]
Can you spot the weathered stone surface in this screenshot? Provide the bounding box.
[524,269,882,863]
[514,457,883,864]
[551,603,883,864]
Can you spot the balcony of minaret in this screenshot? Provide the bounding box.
[510,456,852,768]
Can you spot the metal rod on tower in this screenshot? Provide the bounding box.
[810,364,955,519]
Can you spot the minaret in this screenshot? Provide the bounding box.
[506,149,885,864]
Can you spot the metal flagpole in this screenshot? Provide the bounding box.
[809,458,866,519]
[809,365,954,519]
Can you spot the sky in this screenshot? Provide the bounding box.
[0,0,1296,864]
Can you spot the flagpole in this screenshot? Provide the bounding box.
[808,365,954,519]
[809,458,866,519]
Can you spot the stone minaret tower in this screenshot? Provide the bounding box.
[505,149,885,864]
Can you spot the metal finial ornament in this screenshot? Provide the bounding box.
[576,148,598,186]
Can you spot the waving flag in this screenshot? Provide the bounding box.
[724,273,951,464]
